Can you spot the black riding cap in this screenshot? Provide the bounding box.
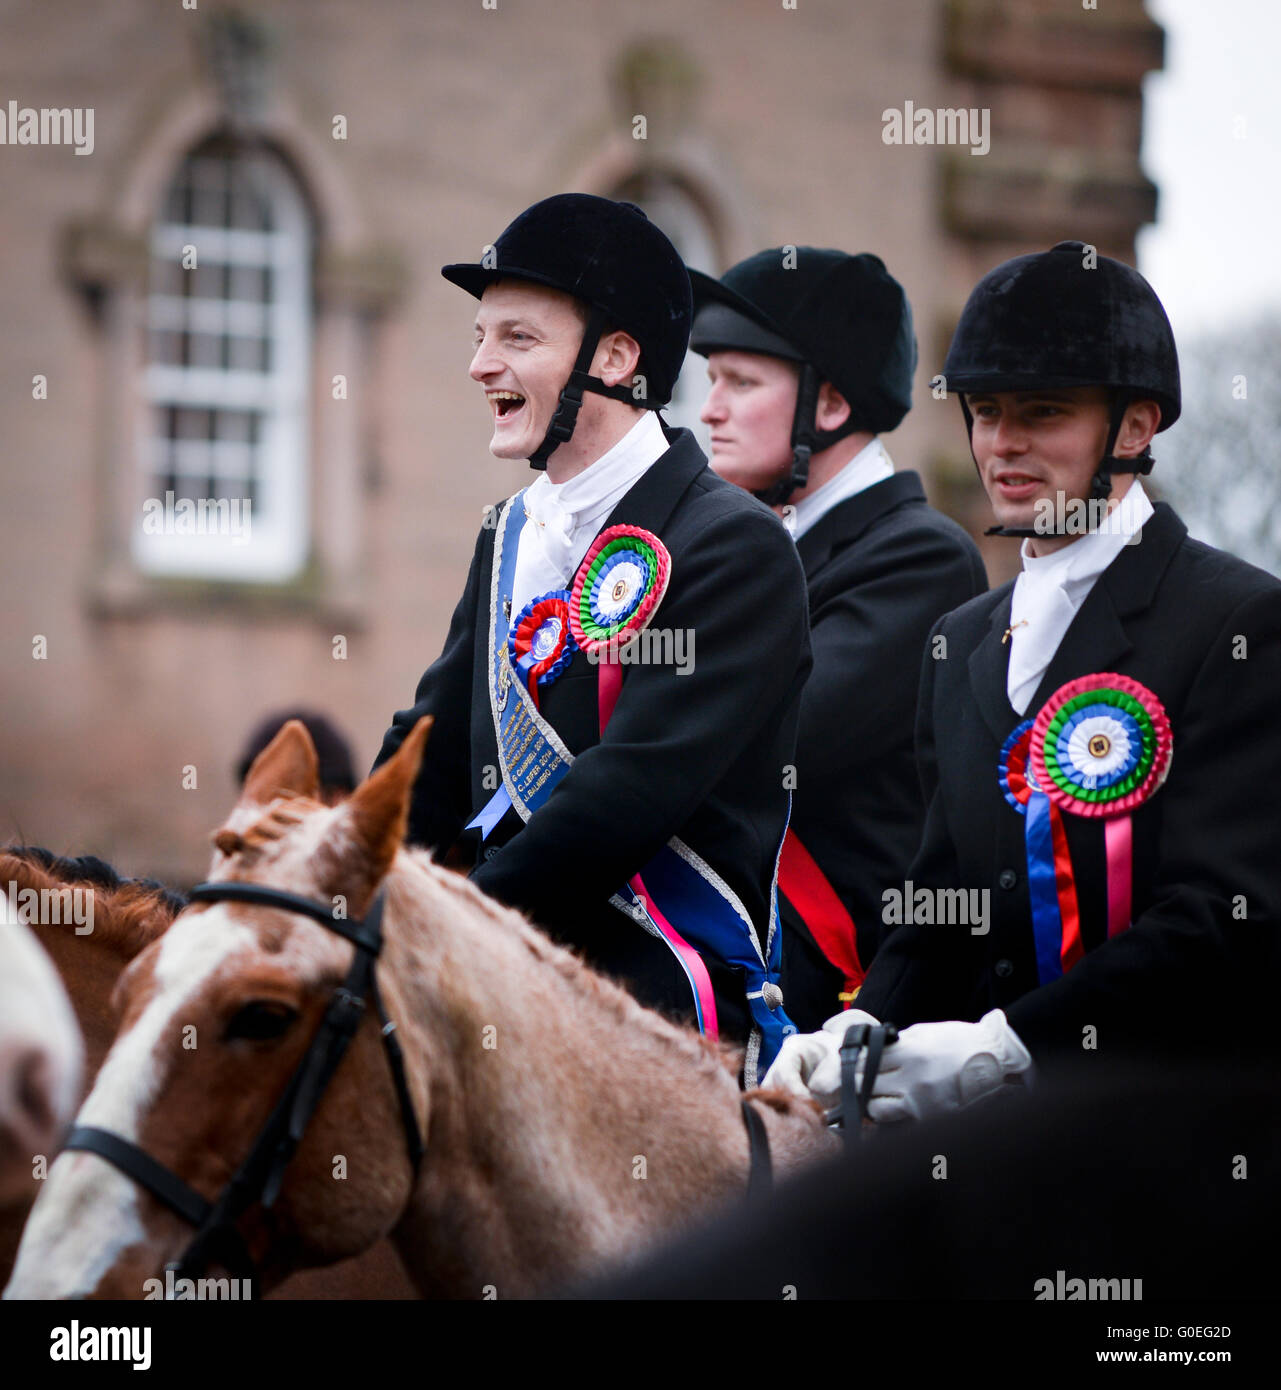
[442,193,692,406]
[688,248,917,435]
[943,240,1181,429]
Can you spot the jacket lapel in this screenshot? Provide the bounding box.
[1026,503,1186,711]
[599,426,711,536]
[968,585,1021,743]
[795,471,927,580]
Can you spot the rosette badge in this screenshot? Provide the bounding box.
[508,590,578,709]
[1029,674,1173,819]
[1029,673,1173,941]
[570,524,671,654]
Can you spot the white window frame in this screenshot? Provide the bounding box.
[133,147,312,582]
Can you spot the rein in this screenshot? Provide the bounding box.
[740,1099,772,1200]
[835,1021,898,1150]
[62,881,423,1296]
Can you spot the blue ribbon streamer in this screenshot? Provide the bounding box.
[466,784,512,842]
[1024,788,1064,985]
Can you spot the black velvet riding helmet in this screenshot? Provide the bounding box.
[443,194,693,468]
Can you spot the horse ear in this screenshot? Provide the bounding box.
[241,719,320,805]
[336,716,434,885]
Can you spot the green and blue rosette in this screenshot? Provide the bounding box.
[570,524,671,655]
[1029,673,1173,942]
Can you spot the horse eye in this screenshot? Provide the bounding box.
[225,1001,299,1042]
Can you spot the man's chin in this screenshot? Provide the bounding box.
[711,458,781,495]
[489,432,533,461]
[989,509,1036,533]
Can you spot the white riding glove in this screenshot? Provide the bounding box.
[864,1009,1034,1124]
[762,1009,880,1106]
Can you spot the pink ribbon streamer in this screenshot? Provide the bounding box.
[1104,815,1133,938]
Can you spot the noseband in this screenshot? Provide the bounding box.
[62,881,424,1297]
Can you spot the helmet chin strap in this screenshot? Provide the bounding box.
[527,305,648,471]
[966,393,1155,540]
[753,363,862,509]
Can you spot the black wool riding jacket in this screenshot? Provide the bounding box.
[778,471,987,1031]
[856,503,1281,1065]
[373,427,812,1044]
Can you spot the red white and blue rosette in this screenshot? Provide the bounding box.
[507,590,578,709]
[1030,674,1173,941]
[570,524,671,655]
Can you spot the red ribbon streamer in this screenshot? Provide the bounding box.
[777,829,866,1004]
[1048,801,1084,973]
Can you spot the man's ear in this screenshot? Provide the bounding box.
[1115,399,1161,458]
[596,329,643,388]
[815,381,852,434]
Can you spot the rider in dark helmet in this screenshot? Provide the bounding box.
[376,195,812,1084]
[766,242,1281,1116]
[441,193,692,472]
[942,239,1181,537]
[689,249,916,507]
[689,248,986,1030]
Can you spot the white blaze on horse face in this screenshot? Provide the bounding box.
[0,897,84,1202]
[3,908,257,1300]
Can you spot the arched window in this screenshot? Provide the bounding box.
[135,136,312,581]
[611,172,718,449]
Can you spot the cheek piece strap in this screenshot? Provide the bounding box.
[527,305,655,471]
[753,363,867,510]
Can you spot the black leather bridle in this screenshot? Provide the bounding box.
[62,880,424,1296]
[834,1021,898,1150]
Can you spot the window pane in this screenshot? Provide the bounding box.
[150,329,184,366]
[188,333,222,368]
[215,410,251,443]
[190,262,227,300]
[232,336,264,371]
[228,265,267,303]
[175,407,211,440]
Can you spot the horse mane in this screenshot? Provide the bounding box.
[0,844,185,955]
[395,846,746,1085]
[213,792,326,861]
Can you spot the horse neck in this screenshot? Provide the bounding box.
[28,922,125,1081]
[379,859,757,1295]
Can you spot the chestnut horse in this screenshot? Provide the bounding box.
[7,718,835,1298]
[0,847,414,1299]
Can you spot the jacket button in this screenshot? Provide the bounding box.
[998,868,1018,890]
[484,846,500,861]
[995,958,1014,978]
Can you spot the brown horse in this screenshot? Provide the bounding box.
[0,846,414,1299]
[7,718,836,1298]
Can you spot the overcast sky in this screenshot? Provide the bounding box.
[1138,0,1281,341]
